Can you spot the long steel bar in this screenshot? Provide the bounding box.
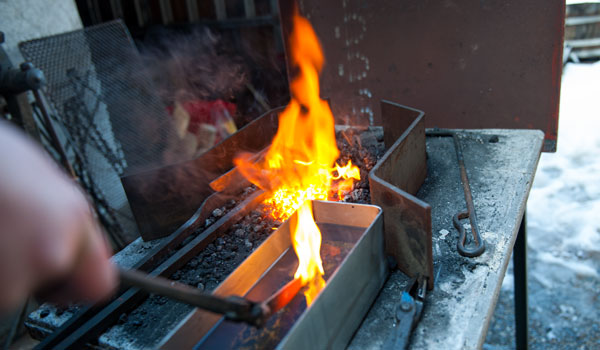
[119,268,303,327]
[35,191,265,350]
[513,212,529,349]
[426,129,485,257]
[118,269,266,325]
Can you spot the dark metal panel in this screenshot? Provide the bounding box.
[121,107,281,240]
[286,0,564,152]
[370,101,433,289]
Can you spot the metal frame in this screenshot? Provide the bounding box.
[514,211,529,349]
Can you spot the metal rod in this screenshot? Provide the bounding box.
[119,268,264,324]
[263,277,303,317]
[426,130,485,257]
[452,134,485,257]
[32,89,77,178]
[513,212,528,349]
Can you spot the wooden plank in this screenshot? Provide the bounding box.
[565,15,600,26]
[566,37,600,47]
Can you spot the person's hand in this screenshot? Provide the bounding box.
[0,121,117,310]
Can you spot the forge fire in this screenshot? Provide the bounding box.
[235,11,360,305]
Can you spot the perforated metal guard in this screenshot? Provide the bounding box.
[19,20,188,247]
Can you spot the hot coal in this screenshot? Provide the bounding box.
[336,126,385,204]
[173,205,282,289]
[106,204,282,349]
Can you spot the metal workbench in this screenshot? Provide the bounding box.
[28,128,543,349]
[349,129,544,349]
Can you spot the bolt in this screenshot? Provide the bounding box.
[399,301,413,312]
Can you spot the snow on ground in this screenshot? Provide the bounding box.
[485,62,600,349]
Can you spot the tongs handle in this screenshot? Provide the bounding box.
[119,268,267,326]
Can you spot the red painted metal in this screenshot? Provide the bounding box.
[280,0,564,152]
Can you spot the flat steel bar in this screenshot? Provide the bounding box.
[514,212,529,350]
[370,100,433,289]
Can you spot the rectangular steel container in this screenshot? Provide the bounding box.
[161,200,386,349]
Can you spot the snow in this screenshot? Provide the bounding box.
[487,61,600,349]
[528,61,600,277]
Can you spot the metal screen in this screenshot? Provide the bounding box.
[19,20,188,247]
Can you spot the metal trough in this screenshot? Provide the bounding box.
[161,201,386,349]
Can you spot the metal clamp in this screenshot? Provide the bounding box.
[384,275,427,349]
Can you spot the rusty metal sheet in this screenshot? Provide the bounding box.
[281,0,564,151]
[121,107,282,240]
[370,100,433,289]
[161,201,386,349]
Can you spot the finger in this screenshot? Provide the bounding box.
[67,219,118,302]
[0,211,34,311]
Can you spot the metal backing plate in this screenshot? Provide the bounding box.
[281,0,564,151]
[370,101,433,289]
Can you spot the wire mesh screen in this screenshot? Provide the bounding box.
[19,20,189,247]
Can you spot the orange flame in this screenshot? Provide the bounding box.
[235,12,359,305]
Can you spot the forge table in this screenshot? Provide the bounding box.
[349,129,545,350]
[27,128,543,350]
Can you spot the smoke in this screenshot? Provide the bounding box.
[138,27,249,106]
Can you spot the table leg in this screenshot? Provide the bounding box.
[513,211,528,349]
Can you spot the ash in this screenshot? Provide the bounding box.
[485,62,600,349]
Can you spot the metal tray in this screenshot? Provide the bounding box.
[161,200,386,349]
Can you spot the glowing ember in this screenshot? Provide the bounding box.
[235,11,359,304]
